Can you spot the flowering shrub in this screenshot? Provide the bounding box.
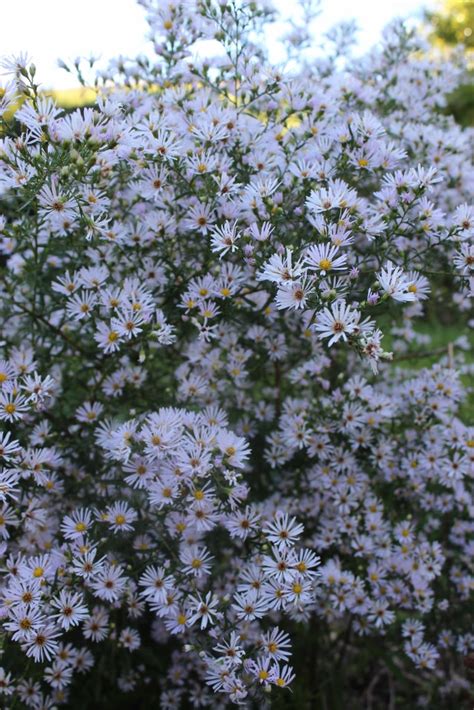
[0,0,473,707]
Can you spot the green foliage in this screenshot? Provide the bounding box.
[444,74,474,125]
[427,0,474,48]
[426,1,474,125]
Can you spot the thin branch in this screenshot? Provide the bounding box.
[391,345,454,363]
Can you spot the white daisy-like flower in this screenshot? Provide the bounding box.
[313,300,360,345]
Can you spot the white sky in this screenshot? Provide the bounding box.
[3,0,435,89]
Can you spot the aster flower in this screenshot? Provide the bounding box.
[60,508,93,540]
[313,300,360,345]
[377,261,416,302]
[51,590,89,630]
[304,243,347,275]
[0,390,29,422]
[0,667,14,696]
[263,511,304,550]
[90,564,127,602]
[270,664,296,688]
[210,222,241,257]
[257,249,305,284]
[188,592,219,630]
[23,624,60,663]
[275,279,314,310]
[105,501,138,533]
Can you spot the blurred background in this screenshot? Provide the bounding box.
[427,0,474,124]
[2,0,474,123]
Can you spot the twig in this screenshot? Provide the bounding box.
[447,342,454,369]
[274,361,281,418]
[391,346,452,362]
[366,668,384,710]
[12,301,100,361]
[387,668,396,710]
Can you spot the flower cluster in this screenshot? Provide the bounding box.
[0,395,319,706]
[0,0,472,707]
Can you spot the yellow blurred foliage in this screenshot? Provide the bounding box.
[428,0,474,49]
